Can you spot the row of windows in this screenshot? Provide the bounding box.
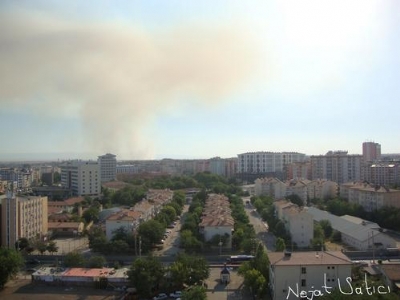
[301,266,336,274]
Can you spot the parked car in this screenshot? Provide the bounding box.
[153,293,168,300]
[26,259,40,265]
[169,291,182,298]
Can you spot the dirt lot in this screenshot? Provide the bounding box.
[0,277,122,300]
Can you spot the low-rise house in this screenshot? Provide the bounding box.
[380,264,400,291]
[199,194,234,248]
[307,207,397,250]
[105,209,142,241]
[48,222,84,237]
[47,197,84,215]
[268,251,352,300]
[146,189,173,214]
[32,267,129,287]
[133,200,155,222]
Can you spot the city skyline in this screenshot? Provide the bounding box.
[1,1,399,161]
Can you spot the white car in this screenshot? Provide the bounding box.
[153,293,168,300]
[169,291,182,298]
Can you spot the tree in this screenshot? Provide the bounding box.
[275,237,286,252]
[242,269,267,299]
[15,238,29,251]
[319,219,333,239]
[181,285,207,300]
[64,251,85,267]
[35,240,47,255]
[82,207,99,223]
[138,220,164,253]
[238,243,269,299]
[46,241,59,255]
[128,256,165,298]
[88,255,106,268]
[286,194,304,207]
[169,254,209,287]
[0,247,24,289]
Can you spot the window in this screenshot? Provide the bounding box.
[301,279,306,287]
[301,267,306,274]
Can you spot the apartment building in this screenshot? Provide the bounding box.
[0,168,32,191]
[199,194,234,248]
[307,179,338,201]
[105,209,142,241]
[285,179,310,205]
[1,194,48,248]
[146,189,174,213]
[238,152,306,179]
[274,199,313,248]
[255,177,337,202]
[363,141,381,162]
[286,161,312,180]
[254,177,286,198]
[340,181,400,211]
[311,151,362,184]
[268,251,352,300]
[363,162,400,186]
[98,153,117,183]
[60,160,101,196]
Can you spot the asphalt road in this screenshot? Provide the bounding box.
[242,196,276,251]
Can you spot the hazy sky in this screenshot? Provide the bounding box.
[1,1,399,161]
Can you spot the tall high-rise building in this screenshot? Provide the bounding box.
[60,160,101,196]
[311,151,362,184]
[98,153,117,183]
[362,141,381,162]
[1,193,48,248]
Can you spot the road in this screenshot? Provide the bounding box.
[153,204,189,257]
[242,196,276,251]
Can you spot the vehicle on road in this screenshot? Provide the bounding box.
[153,293,168,300]
[226,255,255,264]
[169,291,182,298]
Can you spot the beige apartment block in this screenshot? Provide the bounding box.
[274,199,314,248]
[341,181,400,211]
[1,194,48,248]
[269,251,352,300]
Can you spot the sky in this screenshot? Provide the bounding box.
[1,0,399,161]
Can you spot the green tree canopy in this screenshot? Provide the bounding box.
[138,220,164,253]
[64,251,85,267]
[0,247,24,289]
[46,240,59,255]
[128,256,165,298]
[275,237,286,252]
[181,285,207,300]
[88,255,106,268]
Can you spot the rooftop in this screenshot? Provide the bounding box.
[269,251,352,266]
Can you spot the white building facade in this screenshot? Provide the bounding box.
[238,152,306,174]
[98,153,117,183]
[269,251,352,300]
[60,160,101,196]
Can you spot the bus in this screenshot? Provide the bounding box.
[226,255,255,264]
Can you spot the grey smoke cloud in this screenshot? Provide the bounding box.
[0,11,260,158]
